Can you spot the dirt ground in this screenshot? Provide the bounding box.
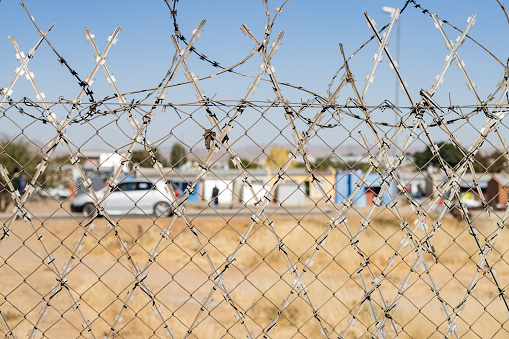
[1,200,509,338]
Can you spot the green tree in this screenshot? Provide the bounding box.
[170,142,188,168]
[131,147,168,168]
[0,134,40,211]
[343,161,371,172]
[229,157,259,169]
[266,146,294,169]
[413,142,463,170]
[473,150,507,173]
[295,157,371,171]
[312,157,337,170]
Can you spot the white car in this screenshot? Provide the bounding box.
[37,184,72,200]
[70,179,176,217]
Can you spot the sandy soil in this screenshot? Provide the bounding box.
[1,200,509,338]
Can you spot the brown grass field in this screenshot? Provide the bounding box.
[1,201,509,338]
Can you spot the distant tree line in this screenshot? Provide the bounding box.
[226,146,371,171]
[0,134,52,211]
[412,142,506,172]
[131,142,188,168]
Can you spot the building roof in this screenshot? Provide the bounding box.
[424,171,494,189]
[490,172,509,187]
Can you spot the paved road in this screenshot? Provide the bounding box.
[0,204,335,221]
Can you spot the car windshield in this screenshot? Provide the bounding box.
[136,182,152,190]
[112,181,154,192]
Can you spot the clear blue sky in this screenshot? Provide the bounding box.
[1,1,508,152]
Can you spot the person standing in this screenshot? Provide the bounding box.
[12,167,26,219]
[12,167,26,195]
[211,186,219,209]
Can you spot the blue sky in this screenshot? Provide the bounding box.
[1,1,508,153]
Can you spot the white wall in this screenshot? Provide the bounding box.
[242,183,269,205]
[203,180,233,205]
[277,183,306,206]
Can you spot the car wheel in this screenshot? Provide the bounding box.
[154,202,172,217]
[82,203,96,218]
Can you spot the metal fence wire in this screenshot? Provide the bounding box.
[2,0,509,338]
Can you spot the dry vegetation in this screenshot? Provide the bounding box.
[1,202,509,338]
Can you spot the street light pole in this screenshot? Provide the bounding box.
[382,6,400,157]
[383,6,401,201]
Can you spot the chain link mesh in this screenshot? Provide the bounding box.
[1,0,509,338]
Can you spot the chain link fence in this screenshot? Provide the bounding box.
[2,0,509,338]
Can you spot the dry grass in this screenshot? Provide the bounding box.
[1,204,509,338]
